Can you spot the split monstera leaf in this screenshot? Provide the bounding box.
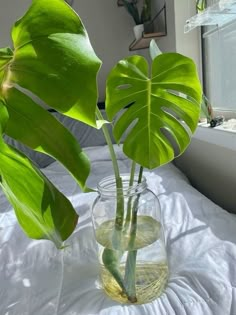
[0,0,202,247]
[106,52,201,168]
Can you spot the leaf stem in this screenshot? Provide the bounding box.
[96,108,143,303]
[124,165,143,302]
[95,107,124,230]
[125,160,136,226]
[95,108,120,182]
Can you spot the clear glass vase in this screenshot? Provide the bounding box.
[92,174,169,304]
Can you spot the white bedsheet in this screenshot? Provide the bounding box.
[1,145,236,315]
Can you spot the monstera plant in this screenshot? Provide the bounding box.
[0,0,201,300]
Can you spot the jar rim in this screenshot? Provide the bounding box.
[97,173,147,197]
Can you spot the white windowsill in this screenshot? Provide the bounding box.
[194,121,236,151]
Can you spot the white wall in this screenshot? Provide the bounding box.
[73,0,150,101]
[175,130,236,213]
[0,0,32,47]
[150,0,176,53]
[173,0,202,80]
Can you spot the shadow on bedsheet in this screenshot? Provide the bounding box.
[169,225,208,246]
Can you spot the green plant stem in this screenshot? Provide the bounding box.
[124,166,143,303]
[125,160,136,227]
[102,248,129,296]
[129,160,136,186]
[96,108,144,303]
[95,108,120,184]
[96,107,131,298]
[95,108,124,230]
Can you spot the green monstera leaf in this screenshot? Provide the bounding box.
[106,53,202,169]
[0,101,78,247]
[0,0,102,190]
[0,0,101,127]
[0,0,103,245]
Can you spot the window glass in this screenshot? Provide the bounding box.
[202,1,236,111]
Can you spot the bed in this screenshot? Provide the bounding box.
[1,115,236,315]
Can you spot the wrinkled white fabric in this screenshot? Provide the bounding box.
[1,145,236,315]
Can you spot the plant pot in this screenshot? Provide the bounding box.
[133,24,144,40]
[92,174,169,304]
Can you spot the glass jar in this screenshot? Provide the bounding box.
[92,174,169,304]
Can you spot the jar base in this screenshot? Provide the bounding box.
[100,262,169,304]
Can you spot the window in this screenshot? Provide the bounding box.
[203,16,236,112]
[185,0,236,114]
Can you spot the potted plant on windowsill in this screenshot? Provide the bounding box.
[119,0,152,39]
[0,0,202,304]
